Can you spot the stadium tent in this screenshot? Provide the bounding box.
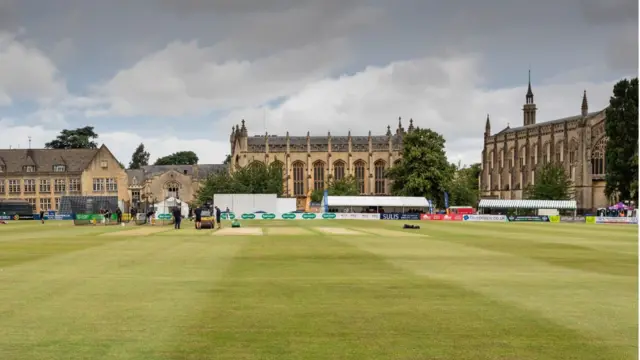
[478,199,577,216]
[152,197,189,218]
[322,196,431,213]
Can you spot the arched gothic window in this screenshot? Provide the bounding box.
[333,161,345,182]
[374,160,386,194]
[313,161,325,190]
[292,162,305,196]
[354,160,366,194]
[591,138,607,176]
[165,181,180,199]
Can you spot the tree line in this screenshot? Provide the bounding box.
[43,127,210,169]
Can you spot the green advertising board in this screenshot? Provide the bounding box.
[221,213,236,220]
[157,213,172,220]
[261,213,276,219]
[241,213,256,220]
[322,213,336,219]
[281,213,296,220]
[302,213,316,219]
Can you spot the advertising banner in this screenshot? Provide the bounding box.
[549,216,560,223]
[585,216,596,224]
[462,214,507,222]
[560,216,586,223]
[594,217,638,224]
[380,213,421,220]
[507,215,550,222]
[334,213,380,220]
[420,214,464,221]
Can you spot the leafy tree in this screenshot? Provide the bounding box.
[129,143,150,169]
[449,162,481,206]
[45,126,99,149]
[386,128,454,207]
[223,154,231,165]
[310,176,360,203]
[605,77,638,202]
[196,161,283,204]
[118,161,125,169]
[154,151,199,165]
[524,162,574,200]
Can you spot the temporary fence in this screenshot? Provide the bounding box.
[221,212,380,220]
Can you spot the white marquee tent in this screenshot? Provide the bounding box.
[152,197,189,218]
[322,196,431,211]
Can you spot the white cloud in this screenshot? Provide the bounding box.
[87,38,350,117]
[217,54,621,166]
[0,32,67,106]
[0,52,625,168]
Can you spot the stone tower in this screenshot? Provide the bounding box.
[523,70,537,126]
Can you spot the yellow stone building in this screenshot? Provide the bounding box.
[229,118,413,203]
[125,164,226,210]
[479,77,608,211]
[0,145,128,212]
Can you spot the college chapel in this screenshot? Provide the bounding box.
[479,77,608,212]
[228,119,413,201]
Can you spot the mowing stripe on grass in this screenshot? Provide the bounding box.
[164,235,623,360]
[336,234,637,357]
[0,234,249,360]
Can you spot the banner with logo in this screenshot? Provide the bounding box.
[227,212,381,220]
[560,216,586,223]
[594,217,638,224]
[420,214,464,221]
[507,215,550,222]
[462,214,507,222]
[334,213,380,220]
[585,216,596,224]
[380,213,421,220]
[549,215,560,223]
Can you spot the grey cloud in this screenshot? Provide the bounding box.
[580,0,638,25]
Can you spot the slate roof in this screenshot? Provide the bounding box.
[0,148,99,174]
[247,134,400,146]
[125,164,227,186]
[479,199,577,210]
[495,110,604,135]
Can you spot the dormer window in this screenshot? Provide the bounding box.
[53,165,66,172]
[25,165,35,173]
[0,165,4,173]
[132,177,138,185]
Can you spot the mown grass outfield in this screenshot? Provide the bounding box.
[0,220,637,360]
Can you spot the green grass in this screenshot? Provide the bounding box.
[0,220,636,359]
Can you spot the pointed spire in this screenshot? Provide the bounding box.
[408,118,415,132]
[286,131,289,138]
[485,114,491,129]
[398,116,402,129]
[306,131,310,137]
[368,130,371,137]
[327,131,331,137]
[526,69,534,104]
[581,90,588,116]
[348,130,351,138]
[386,125,392,136]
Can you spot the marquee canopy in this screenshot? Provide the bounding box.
[324,196,432,208]
[478,199,577,210]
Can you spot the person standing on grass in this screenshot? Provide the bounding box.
[194,205,202,229]
[215,205,221,229]
[116,207,122,224]
[172,206,182,229]
[40,209,45,224]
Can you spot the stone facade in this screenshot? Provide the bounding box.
[125,164,226,209]
[0,145,128,212]
[229,118,414,200]
[480,78,608,211]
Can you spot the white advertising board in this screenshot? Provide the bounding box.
[462,214,507,222]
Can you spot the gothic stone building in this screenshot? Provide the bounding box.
[480,79,608,211]
[125,164,226,210]
[229,119,414,201]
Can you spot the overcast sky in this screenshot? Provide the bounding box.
[0,0,637,166]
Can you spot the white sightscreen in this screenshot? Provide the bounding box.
[213,194,278,214]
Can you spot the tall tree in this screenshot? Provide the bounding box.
[129,143,150,169]
[45,126,99,149]
[223,154,231,165]
[449,162,481,206]
[386,128,454,207]
[196,162,283,204]
[154,151,199,165]
[604,77,638,202]
[311,175,361,203]
[524,162,574,200]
